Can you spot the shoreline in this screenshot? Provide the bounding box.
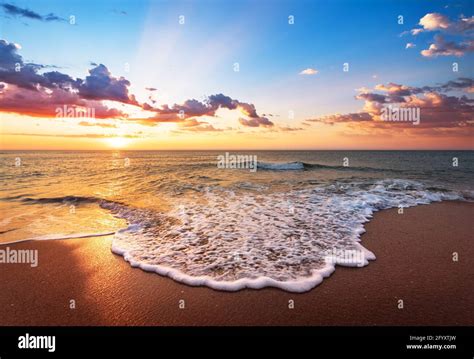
[0,200,472,326]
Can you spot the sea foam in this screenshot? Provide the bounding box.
[108,178,463,292]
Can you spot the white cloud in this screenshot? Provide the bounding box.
[419,13,451,31]
[411,28,424,35]
[299,68,318,75]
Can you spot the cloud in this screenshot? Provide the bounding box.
[406,43,416,49]
[78,121,117,128]
[139,93,274,128]
[421,35,474,57]
[457,15,474,33]
[0,39,80,91]
[299,68,318,75]
[0,39,273,130]
[438,78,473,92]
[179,118,206,127]
[356,93,387,103]
[0,39,140,117]
[78,64,138,105]
[411,28,424,35]
[417,13,474,33]
[438,78,474,94]
[374,82,417,97]
[305,78,474,134]
[306,112,373,125]
[278,126,305,132]
[179,118,223,132]
[0,84,126,118]
[374,78,473,95]
[172,118,224,132]
[0,39,22,67]
[419,13,451,31]
[0,3,65,22]
[112,9,127,16]
[238,117,274,128]
[408,13,474,58]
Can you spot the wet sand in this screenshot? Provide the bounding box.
[0,201,472,326]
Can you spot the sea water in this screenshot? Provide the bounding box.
[1,150,472,292]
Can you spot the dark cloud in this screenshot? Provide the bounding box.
[421,35,474,57]
[438,77,473,91]
[0,39,22,68]
[0,3,66,22]
[0,40,137,106]
[239,117,274,128]
[306,112,373,125]
[0,40,78,91]
[356,93,387,103]
[174,99,214,117]
[78,64,138,105]
[43,71,79,90]
[139,93,274,127]
[207,93,238,110]
[208,94,274,127]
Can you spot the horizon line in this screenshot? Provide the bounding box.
[1,149,473,152]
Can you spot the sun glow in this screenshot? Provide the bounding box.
[105,137,130,148]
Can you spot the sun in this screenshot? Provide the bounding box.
[105,137,130,149]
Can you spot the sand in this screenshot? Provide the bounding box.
[0,201,472,326]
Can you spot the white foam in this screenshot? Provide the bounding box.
[257,161,305,170]
[109,178,464,293]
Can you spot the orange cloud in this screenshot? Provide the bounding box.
[306,78,474,138]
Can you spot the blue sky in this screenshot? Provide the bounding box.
[0,0,473,149]
[2,0,471,117]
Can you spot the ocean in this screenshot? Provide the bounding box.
[1,150,472,292]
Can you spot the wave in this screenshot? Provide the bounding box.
[256,161,399,172]
[5,180,469,293]
[257,161,305,170]
[109,178,465,293]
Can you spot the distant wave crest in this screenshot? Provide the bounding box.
[257,161,396,172]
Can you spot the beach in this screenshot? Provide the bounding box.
[0,200,472,326]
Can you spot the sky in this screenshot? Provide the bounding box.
[0,0,473,150]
